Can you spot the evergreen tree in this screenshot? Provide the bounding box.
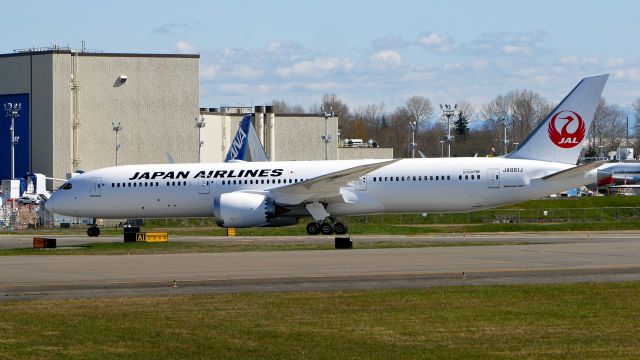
[454,113,470,137]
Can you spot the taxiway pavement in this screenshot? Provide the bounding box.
[1,232,639,300]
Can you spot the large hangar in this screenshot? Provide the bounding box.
[0,47,200,180]
[199,106,393,162]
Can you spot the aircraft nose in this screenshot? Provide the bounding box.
[44,196,55,212]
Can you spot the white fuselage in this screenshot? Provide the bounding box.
[47,157,593,220]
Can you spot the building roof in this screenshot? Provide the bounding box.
[0,49,199,59]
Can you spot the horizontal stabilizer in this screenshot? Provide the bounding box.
[541,160,608,181]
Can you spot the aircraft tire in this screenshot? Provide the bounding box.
[87,226,101,237]
[320,222,334,235]
[306,222,321,235]
[334,221,348,235]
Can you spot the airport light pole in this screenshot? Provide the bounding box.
[195,116,206,163]
[439,104,457,158]
[4,103,21,179]
[320,106,333,160]
[502,118,510,155]
[409,121,417,158]
[112,122,122,166]
[439,139,445,158]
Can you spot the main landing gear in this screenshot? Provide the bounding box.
[305,219,349,235]
[304,202,348,236]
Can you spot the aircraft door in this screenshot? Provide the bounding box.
[90,177,102,197]
[488,169,500,188]
[198,179,210,194]
[355,176,367,191]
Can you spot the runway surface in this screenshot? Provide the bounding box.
[1,232,639,300]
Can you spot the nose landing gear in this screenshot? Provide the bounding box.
[87,226,101,237]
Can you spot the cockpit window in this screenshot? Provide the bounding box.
[60,183,72,190]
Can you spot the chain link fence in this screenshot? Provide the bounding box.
[344,207,640,225]
[3,205,640,230]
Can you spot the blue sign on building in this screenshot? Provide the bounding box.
[0,94,30,180]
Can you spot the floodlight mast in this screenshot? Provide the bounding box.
[4,103,21,179]
[195,116,206,163]
[440,103,457,158]
[112,122,122,166]
[502,117,510,155]
[321,106,333,160]
[409,121,417,158]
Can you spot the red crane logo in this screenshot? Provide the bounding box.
[548,110,585,148]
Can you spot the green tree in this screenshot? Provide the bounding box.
[454,112,470,137]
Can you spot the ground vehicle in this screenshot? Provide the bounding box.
[18,194,41,205]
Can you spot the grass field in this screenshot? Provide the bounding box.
[0,282,638,359]
[0,240,530,256]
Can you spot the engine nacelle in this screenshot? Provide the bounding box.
[213,192,277,228]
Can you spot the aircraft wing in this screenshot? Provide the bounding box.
[268,159,399,205]
[540,160,608,181]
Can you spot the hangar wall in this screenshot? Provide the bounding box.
[0,50,199,180]
[199,109,393,162]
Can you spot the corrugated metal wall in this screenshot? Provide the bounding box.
[0,51,200,180]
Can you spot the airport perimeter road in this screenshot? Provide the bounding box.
[1,233,640,300]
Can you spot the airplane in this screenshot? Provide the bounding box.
[224,113,268,162]
[596,162,640,188]
[45,74,609,237]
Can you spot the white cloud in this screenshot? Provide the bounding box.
[201,64,219,80]
[217,83,272,95]
[174,41,198,54]
[153,22,190,35]
[613,67,640,81]
[231,65,263,79]
[463,31,549,57]
[501,45,532,55]
[371,50,402,65]
[559,56,579,65]
[418,33,448,46]
[195,30,640,113]
[416,32,454,53]
[276,58,353,77]
[371,34,407,50]
[605,58,626,68]
[443,63,462,72]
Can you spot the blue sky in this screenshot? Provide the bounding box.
[3,0,640,118]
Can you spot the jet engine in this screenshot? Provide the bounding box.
[213,192,292,228]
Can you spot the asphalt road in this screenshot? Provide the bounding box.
[1,232,639,300]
